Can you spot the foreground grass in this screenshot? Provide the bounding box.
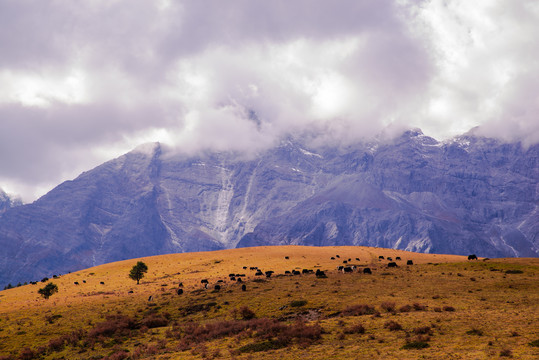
[0,246,537,359]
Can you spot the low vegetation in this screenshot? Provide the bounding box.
[0,246,537,359]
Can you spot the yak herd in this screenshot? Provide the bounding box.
[166,254,421,297]
[38,252,478,301]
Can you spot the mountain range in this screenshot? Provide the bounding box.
[0,129,537,286]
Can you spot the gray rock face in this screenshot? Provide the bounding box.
[0,130,537,286]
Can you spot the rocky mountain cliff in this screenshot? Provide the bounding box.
[0,189,21,214]
[0,130,537,286]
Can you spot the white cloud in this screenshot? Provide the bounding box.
[0,0,537,201]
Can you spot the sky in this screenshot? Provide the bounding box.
[1,0,538,202]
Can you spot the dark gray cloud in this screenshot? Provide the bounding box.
[0,0,537,201]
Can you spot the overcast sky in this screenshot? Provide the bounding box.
[1,0,538,202]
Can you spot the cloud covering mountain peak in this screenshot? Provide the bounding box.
[1,1,538,201]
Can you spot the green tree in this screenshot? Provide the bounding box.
[38,282,58,299]
[129,261,148,284]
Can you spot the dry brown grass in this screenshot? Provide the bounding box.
[0,245,537,359]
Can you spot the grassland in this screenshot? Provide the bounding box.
[0,245,537,359]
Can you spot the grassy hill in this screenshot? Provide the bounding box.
[0,246,538,359]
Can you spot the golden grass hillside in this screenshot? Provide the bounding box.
[0,245,538,360]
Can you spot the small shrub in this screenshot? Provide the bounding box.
[17,348,36,360]
[499,348,512,357]
[180,302,217,316]
[344,323,365,334]
[399,304,412,313]
[384,320,402,331]
[45,314,62,324]
[48,337,65,352]
[104,351,129,360]
[380,302,396,313]
[413,327,432,335]
[433,307,442,312]
[466,328,483,336]
[238,340,285,353]
[402,341,429,349]
[284,320,323,347]
[132,343,159,359]
[505,269,523,274]
[529,339,539,347]
[342,304,376,316]
[87,315,139,340]
[290,300,308,307]
[142,314,169,329]
[443,306,455,312]
[413,303,427,311]
[239,306,256,320]
[412,334,431,343]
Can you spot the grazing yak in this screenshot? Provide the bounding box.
[378,256,384,260]
[407,260,413,265]
[387,262,398,268]
[177,288,183,295]
[214,285,221,291]
[241,284,247,291]
[468,254,478,260]
[363,268,372,274]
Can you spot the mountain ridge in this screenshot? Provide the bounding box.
[0,129,537,286]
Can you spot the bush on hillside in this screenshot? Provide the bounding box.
[384,320,402,331]
[342,304,376,316]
